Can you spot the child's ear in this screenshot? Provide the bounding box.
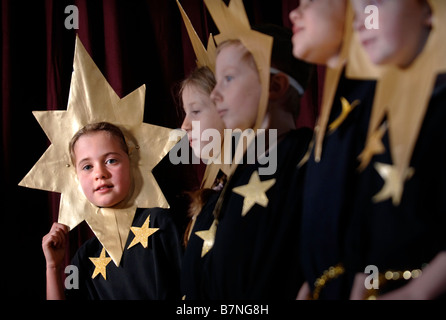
[269,73,289,100]
[423,0,433,28]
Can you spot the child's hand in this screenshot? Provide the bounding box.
[42,223,69,269]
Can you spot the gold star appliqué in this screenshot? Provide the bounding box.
[127,215,159,249]
[89,247,112,280]
[232,171,276,217]
[328,97,360,133]
[195,219,218,258]
[373,162,415,206]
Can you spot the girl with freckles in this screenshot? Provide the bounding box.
[42,122,182,300]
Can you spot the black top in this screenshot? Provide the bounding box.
[201,128,312,299]
[300,70,376,299]
[65,207,183,300]
[345,73,446,296]
[181,191,220,300]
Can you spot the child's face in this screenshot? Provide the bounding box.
[289,0,347,65]
[211,42,261,131]
[73,131,131,208]
[352,0,431,68]
[181,83,225,158]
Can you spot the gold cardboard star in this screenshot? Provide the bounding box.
[373,162,415,206]
[328,97,360,133]
[127,214,159,249]
[347,0,446,204]
[177,0,217,73]
[195,219,218,257]
[89,247,112,280]
[357,122,387,171]
[204,0,273,172]
[18,36,183,266]
[232,171,276,217]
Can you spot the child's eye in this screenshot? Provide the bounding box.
[106,158,118,165]
[191,110,201,115]
[224,75,234,83]
[82,164,93,171]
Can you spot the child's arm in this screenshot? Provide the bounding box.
[378,251,446,300]
[350,251,446,300]
[42,223,69,300]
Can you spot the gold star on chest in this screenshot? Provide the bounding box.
[127,214,159,249]
[89,247,112,280]
[195,219,218,258]
[373,162,415,206]
[232,171,276,217]
[328,97,360,133]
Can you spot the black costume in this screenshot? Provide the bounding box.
[300,70,376,299]
[200,128,312,299]
[345,73,446,297]
[65,208,182,300]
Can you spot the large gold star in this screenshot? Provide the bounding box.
[232,171,276,217]
[195,219,218,257]
[18,36,183,266]
[347,1,446,204]
[127,215,159,249]
[328,97,360,133]
[89,247,112,280]
[373,162,415,206]
[204,0,273,131]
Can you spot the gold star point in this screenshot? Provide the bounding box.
[358,122,387,171]
[328,97,360,133]
[89,247,112,280]
[127,214,159,249]
[373,162,415,206]
[195,219,218,257]
[232,171,276,217]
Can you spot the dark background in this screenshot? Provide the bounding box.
[1,0,321,299]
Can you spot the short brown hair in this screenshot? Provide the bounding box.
[69,122,129,165]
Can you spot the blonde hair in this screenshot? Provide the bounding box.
[69,122,129,165]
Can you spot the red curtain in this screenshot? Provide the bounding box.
[1,0,320,299]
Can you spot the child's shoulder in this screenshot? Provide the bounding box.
[134,207,175,228]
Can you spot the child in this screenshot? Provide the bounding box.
[347,0,446,299]
[42,122,183,300]
[178,66,229,299]
[198,23,314,299]
[289,0,378,299]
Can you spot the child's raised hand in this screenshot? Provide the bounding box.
[42,223,69,269]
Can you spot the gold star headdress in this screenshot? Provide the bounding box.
[313,2,380,163]
[177,0,231,188]
[346,0,446,205]
[19,36,183,265]
[204,0,272,133]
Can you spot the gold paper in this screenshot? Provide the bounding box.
[232,171,276,217]
[127,214,159,249]
[346,0,446,204]
[195,219,218,257]
[204,0,273,166]
[89,247,112,280]
[19,36,184,266]
[177,0,217,73]
[313,3,355,163]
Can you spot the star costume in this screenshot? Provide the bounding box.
[202,130,312,299]
[66,208,182,300]
[300,70,376,299]
[19,36,184,299]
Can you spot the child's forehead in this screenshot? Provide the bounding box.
[216,42,255,69]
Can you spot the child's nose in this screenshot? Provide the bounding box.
[181,115,191,132]
[94,164,109,180]
[210,86,222,105]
